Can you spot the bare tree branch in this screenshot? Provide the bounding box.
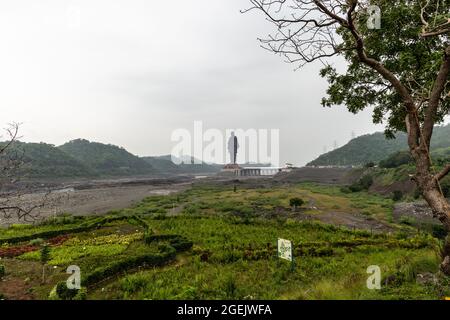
[420,0,450,38]
[0,123,47,222]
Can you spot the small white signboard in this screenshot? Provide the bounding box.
[277,238,293,262]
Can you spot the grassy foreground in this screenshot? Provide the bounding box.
[0,183,448,300]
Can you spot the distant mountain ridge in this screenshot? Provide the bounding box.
[1,141,95,178]
[1,139,221,179]
[308,124,450,166]
[142,155,220,174]
[59,139,156,176]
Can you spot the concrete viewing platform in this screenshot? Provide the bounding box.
[220,164,293,177]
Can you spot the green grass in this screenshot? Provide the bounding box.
[0,182,448,300]
[91,215,444,300]
[19,243,128,266]
[130,182,397,225]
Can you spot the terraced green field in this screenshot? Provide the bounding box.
[0,183,448,300]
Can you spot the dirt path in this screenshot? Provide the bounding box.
[0,277,34,300]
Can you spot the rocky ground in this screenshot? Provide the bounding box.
[393,200,443,225]
[1,170,446,233]
[0,177,194,227]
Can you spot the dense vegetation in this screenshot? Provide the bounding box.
[0,139,221,179]
[308,124,450,166]
[379,151,413,169]
[368,164,450,199]
[0,183,448,300]
[59,139,156,176]
[0,141,94,178]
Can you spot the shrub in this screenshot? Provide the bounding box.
[40,244,51,283]
[379,151,413,168]
[168,237,193,251]
[348,175,374,193]
[128,216,152,233]
[413,188,422,199]
[340,187,352,194]
[40,245,51,265]
[144,234,193,251]
[73,287,88,300]
[154,213,167,220]
[441,179,450,198]
[83,250,175,286]
[52,282,87,300]
[29,238,44,246]
[184,204,200,215]
[359,175,374,190]
[120,275,148,294]
[431,224,447,240]
[289,198,305,211]
[399,216,416,226]
[0,265,5,278]
[364,162,375,168]
[56,281,79,300]
[143,230,154,244]
[348,184,364,193]
[215,248,242,263]
[392,190,403,202]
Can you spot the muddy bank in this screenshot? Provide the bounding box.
[0,180,192,227]
[393,200,444,225]
[274,167,358,184]
[0,175,194,195]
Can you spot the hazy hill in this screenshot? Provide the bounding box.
[1,138,286,179]
[142,155,221,174]
[0,141,94,178]
[1,139,222,179]
[141,156,181,173]
[58,139,156,176]
[308,124,450,166]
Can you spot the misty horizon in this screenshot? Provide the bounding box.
[0,0,391,167]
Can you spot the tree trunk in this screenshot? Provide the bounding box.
[422,187,450,275]
[414,150,450,275]
[441,237,450,276]
[422,188,450,229]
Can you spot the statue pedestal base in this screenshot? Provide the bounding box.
[219,163,241,177]
[222,163,241,170]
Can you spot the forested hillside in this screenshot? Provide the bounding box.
[59,139,155,176]
[308,124,450,166]
[0,139,222,179]
[0,141,94,178]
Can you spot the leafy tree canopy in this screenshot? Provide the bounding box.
[319,0,449,136]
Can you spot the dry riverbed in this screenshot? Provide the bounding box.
[0,179,192,227]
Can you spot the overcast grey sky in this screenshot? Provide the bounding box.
[0,0,386,166]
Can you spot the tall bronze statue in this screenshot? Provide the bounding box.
[227,132,239,164]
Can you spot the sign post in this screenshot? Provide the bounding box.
[277,238,295,271]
